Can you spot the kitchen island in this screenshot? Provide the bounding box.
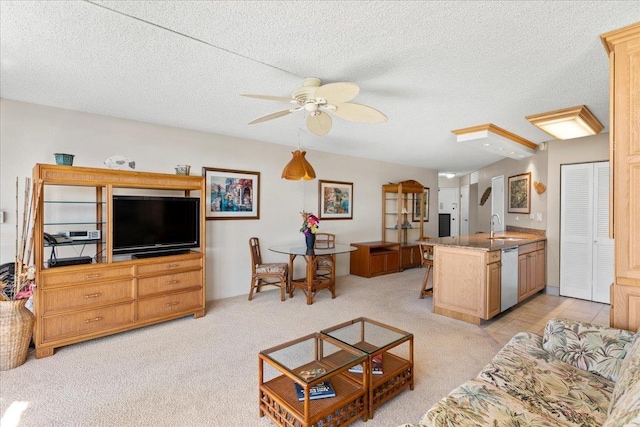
[429,231,546,324]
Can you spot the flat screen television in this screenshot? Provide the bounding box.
[112,195,200,256]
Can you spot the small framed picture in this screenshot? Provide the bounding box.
[318,180,353,220]
[203,167,260,220]
[412,188,430,222]
[508,172,531,214]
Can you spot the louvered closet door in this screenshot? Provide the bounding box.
[560,162,612,303]
[592,162,613,303]
[560,164,594,300]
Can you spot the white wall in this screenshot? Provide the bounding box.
[473,150,549,233]
[0,99,439,300]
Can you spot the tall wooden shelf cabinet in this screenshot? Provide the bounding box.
[601,22,640,331]
[382,180,425,270]
[32,164,207,358]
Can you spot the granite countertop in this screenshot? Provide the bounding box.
[426,232,546,251]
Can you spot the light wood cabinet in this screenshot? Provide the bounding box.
[486,259,501,319]
[433,246,501,324]
[601,22,640,331]
[350,241,400,278]
[518,241,545,302]
[382,180,426,270]
[33,164,206,358]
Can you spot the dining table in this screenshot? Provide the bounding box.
[269,243,357,305]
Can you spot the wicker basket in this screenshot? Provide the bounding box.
[0,299,35,370]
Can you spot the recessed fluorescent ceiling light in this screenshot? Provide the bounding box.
[452,124,536,159]
[438,173,456,179]
[525,105,603,140]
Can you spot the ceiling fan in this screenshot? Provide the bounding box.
[242,77,387,136]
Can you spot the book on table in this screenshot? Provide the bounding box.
[294,380,336,401]
[348,353,383,374]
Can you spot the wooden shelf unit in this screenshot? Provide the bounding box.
[382,180,425,270]
[32,164,207,358]
[349,241,400,278]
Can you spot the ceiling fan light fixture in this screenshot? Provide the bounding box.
[452,123,536,159]
[525,105,603,140]
[281,150,316,181]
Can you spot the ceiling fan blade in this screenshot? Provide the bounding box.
[248,109,295,125]
[241,94,300,104]
[306,112,332,136]
[315,82,360,104]
[331,103,388,123]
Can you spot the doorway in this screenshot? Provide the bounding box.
[438,188,459,237]
[491,176,505,232]
[460,185,469,235]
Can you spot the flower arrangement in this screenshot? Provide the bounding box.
[300,211,319,236]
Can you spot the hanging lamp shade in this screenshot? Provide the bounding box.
[281,150,316,180]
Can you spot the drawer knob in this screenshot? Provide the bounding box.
[84,293,102,299]
[166,263,180,269]
[85,273,102,279]
[166,280,180,285]
[84,316,103,323]
[166,302,180,307]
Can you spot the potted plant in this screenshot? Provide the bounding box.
[300,211,319,249]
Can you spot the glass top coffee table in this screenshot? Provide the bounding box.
[321,317,414,418]
[258,332,369,427]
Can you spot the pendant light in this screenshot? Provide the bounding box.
[281,150,316,180]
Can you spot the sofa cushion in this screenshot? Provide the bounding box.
[542,318,636,382]
[480,331,614,427]
[604,331,640,427]
[421,378,576,427]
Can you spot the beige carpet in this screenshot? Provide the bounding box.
[0,268,503,427]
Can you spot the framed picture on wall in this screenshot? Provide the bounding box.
[508,172,531,214]
[203,167,260,220]
[318,180,353,220]
[412,188,430,222]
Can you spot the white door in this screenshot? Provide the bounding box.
[460,185,469,236]
[560,162,612,303]
[491,176,505,232]
[439,188,459,237]
[592,162,614,303]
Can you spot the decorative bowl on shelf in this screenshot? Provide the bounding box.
[175,165,191,175]
[54,153,74,166]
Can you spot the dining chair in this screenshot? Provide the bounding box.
[314,233,336,283]
[248,237,288,301]
[418,236,434,299]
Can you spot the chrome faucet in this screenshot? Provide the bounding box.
[490,213,502,238]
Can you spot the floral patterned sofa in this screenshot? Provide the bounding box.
[400,318,640,427]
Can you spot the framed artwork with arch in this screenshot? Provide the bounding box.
[203,167,260,220]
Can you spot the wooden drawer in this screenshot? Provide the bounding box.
[41,265,133,288]
[487,251,501,264]
[136,257,202,275]
[518,242,538,255]
[42,279,134,314]
[137,289,203,321]
[536,241,546,250]
[42,302,134,343]
[137,270,202,297]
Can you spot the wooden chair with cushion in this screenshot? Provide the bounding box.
[249,237,288,301]
[418,236,434,299]
[314,233,336,283]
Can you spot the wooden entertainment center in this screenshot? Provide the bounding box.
[32,164,207,358]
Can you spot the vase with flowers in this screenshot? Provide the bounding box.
[300,211,319,249]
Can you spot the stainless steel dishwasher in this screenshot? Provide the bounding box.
[500,247,519,312]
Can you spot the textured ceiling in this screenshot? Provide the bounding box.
[1,1,638,174]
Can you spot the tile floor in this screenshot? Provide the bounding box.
[481,292,610,346]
